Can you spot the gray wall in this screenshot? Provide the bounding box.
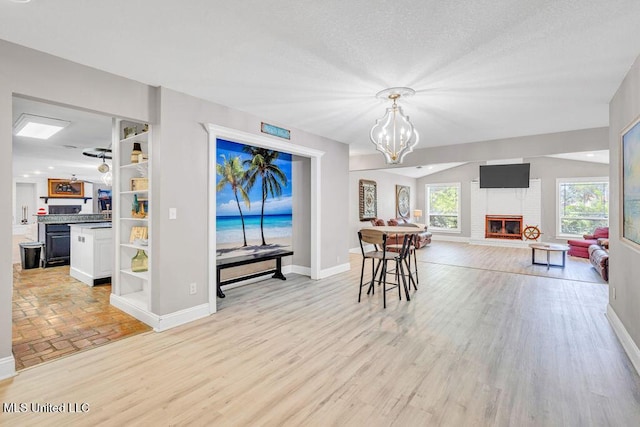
[349,155,609,248]
[154,88,348,314]
[415,157,609,243]
[531,156,609,242]
[0,41,349,366]
[351,127,609,171]
[609,54,640,348]
[416,162,480,238]
[0,40,154,365]
[292,156,311,267]
[348,170,419,250]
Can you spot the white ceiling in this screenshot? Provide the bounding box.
[546,150,609,164]
[12,97,112,183]
[2,1,637,165]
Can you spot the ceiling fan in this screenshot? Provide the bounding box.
[69,173,92,184]
[82,147,112,173]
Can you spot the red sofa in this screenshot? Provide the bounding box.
[368,218,432,248]
[386,218,432,248]
[567,227,609,258]
[589,243,609,281]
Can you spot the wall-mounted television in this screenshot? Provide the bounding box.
[479,163,530,188]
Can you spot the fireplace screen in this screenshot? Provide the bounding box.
[485,215,523,240]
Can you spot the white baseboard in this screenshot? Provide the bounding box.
[110,294,160,329]
[290,264,311,276]
[319,262,350,279]
[431,234,470,243]
[607,304,640,375]
[0,355,16,381]
[155,304,210,332]
[111,294,210,332]
[69,267,92,286]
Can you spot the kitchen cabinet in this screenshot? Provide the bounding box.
[70,223,113,286]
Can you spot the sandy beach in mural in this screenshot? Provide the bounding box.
[216,237,292,259]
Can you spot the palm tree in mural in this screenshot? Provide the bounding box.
[216,154,250,247]
[243,147,288,246]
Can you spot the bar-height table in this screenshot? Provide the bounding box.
[359,226,423,300]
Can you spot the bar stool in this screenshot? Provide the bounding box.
[387,233,418,290]
[357,229,402,308]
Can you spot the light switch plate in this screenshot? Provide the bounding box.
[169,208,177,220]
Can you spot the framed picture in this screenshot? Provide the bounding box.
[622,116,640,248]
[131,178,149,191]
[359,179,377,221]
[396,185,410,218]
[48,179,84,198]
[129,226,148,243]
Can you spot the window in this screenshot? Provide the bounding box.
[426,183,460,232]
[557,178,609,237]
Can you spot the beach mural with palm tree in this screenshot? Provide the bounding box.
[215,138,292,258]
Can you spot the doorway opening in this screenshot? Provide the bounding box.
[11,96,150,370]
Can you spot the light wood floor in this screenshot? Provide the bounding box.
[0,243,637,426]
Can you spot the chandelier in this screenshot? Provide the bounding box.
[369,87,419,164]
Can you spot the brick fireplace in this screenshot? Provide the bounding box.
[470,179,541,247]
[485,215,523,240]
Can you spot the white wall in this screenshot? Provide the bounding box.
[609,53,640,354]
[13,178,96,220]
[348,170,418,250]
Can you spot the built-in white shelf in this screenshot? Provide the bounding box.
[113,119,153,327]
[120,243,151,252]
[120,190,149,196]
[120,291,148,310]
[120,161,149,171]
[120,268,149,281]
[120,217,149,222]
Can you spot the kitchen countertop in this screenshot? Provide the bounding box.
[69,222,113,229]
[37,214,111,224]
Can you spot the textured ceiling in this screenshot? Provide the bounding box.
[2,0,640,159]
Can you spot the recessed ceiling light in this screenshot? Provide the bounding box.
[13,114,70,140]
[586,153,595,157]
[23,174,29,178]
[48,166,54,170]
[34,171,41,174]
[11,0,32,3]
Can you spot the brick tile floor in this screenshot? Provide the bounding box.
[12,264,151,371]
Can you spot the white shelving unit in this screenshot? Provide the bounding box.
[110,119,156,326]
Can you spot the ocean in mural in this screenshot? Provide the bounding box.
[216,214,292,244]
[215,138,292,256]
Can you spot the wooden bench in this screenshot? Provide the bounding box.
[216,249,294,298]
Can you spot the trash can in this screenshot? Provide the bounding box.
[19,242,43,270]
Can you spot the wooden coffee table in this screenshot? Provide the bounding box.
[529,243,570,270]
